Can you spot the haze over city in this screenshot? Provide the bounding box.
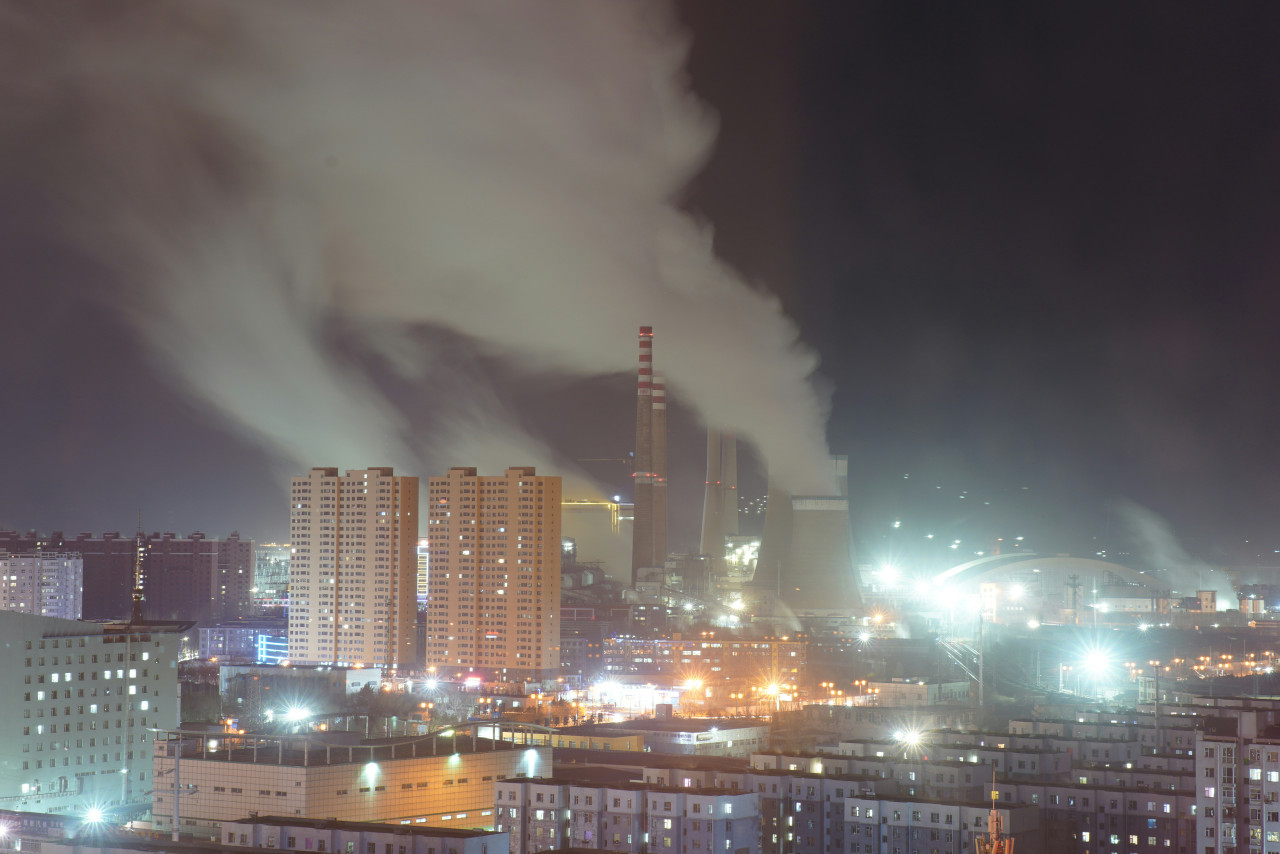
[3,5,1280,852]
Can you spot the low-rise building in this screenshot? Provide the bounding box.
[495,777,759,854]
[152,731,551,839]
[223,816,508,854]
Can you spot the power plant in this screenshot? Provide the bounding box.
[754,456,862,614]
[624,325,860,618]
[698,430,739,558]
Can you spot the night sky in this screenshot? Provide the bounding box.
[4,3,1280,573]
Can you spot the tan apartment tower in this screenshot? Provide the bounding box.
[651,374,669,570]
[424,466,561,682]
[287,467,419,669]
[630,326,655,584]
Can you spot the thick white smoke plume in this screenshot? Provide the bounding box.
[1115,501,1235,610]
[1,1,832,493]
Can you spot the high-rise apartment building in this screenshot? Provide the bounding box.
[0,531,253,622]
[424,466,560,682]
[0,552,83,619]
[288,467,419,669]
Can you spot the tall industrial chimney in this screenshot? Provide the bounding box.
[699,429,724,558]
[651,374,668,569]
[721,432,739,537]
[630,326,655,584]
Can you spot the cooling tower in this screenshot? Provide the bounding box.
[721,432,739,536]
[651,374,668,567]
[699,429,724,557]
[630,326,654,585]
[754,456,861,613]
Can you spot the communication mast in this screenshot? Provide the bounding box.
[976,767,1014,854]
[130,513,146,624]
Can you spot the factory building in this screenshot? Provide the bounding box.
[0,611,189,819]
[288,467,419,670]
[151,732,551,838]
[424,467,561,682]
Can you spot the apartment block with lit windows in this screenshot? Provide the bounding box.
[288,467,419,669]
[0,611,189,819]
[424,467,560,682]
[496,777,759,854]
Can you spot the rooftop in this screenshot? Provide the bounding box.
[226,817,502,839]
[161,733,543,767]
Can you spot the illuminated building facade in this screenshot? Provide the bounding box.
[600,635,805,700]
[496,778,759,854]
[0,552,83,619]
[288,467,419,669]
[152,732,550,838]
[0,611,189,819]
[424,467,561,682]
[251,543,290,612]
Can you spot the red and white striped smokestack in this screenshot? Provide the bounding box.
[651,374,668,568]
[630,326,655,584]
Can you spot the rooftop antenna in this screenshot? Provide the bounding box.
[130,511,145,624]
[977,765,1014,853]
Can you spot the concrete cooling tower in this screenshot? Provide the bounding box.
[753,456,861,614]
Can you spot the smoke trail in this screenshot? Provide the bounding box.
[0,1,832,493]
[1114,501,1234,610]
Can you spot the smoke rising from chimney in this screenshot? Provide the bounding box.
[1,1,832,494]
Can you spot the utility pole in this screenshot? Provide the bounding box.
[172,733,182,842]
[978,613,985,727]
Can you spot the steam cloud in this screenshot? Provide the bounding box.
[1,1,832,494]
[1115,500,1234,610]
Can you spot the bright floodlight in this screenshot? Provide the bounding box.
[763,684,781,696]
[858,631,872,643]
[684,679,703,691]
[1081,648,1112,675]
[896,727,926,747]
[424,679,438,690]
[284,706,310,722]
[84,807,105,824]
[1009,584,1025,600]
[877,564,900,588]
[1026,619,1041,629]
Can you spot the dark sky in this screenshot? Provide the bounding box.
[681,3,1280,568]
[5,3,1280,571]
